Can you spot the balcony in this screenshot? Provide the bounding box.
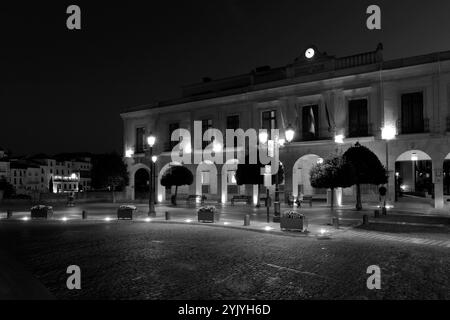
[396,118,429,135]
[348,123,373,138]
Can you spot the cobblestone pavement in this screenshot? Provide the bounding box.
[0,220,448,300]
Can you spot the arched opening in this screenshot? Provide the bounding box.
[134,168,150,200]
[157,162,182,203]
[292,154,325,200]
[196,161,218,200]
[221,159,241,203]
[395,150,433,205]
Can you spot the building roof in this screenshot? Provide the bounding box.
[122,43,450,114]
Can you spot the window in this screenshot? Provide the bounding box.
[262,110,277,132]
[348,99,369,137]
[302,105,319,140]
[135,127,146,153]
[401,92,424,134]
[226,115,240,130]
[168,122,180,151]
[202,119,213,148]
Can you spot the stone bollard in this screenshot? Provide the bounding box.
[382,207,387,216]
[331,217,339,229]
[374,210,380,218]
[6,210,13,219]
[363,214,369,225]
[244,214,250,226]
[82,210,87,220]
[165,211,171,221]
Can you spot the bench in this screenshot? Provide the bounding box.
[300,195,313,207]
[231,195,251,205]
[287,195,313,207]
[186,194,206,205]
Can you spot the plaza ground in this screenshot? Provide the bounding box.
[0,202,449,300]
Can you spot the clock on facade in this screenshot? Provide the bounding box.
[305,48,315,59]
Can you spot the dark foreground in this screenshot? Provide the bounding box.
[0,220,448,300]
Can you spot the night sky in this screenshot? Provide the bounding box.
[1,1,449,156]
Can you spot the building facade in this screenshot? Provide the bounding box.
[121,44,450,210]
[0,155,92,195]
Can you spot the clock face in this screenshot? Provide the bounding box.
[305,48,315,59]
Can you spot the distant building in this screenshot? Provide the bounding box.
[0,153,92,195]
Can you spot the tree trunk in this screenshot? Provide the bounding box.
[356,184,362,210]
[330,188,334,211]
[173,185,178,206]
[254,185,261,208]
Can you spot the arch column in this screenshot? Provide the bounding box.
[432,160,444,209]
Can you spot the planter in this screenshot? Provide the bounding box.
[117,205,137,220]
[280,211,308,232]
[31,205,53,219]
[197,206,217,223]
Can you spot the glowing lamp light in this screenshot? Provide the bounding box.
[395,172,400,177]
[185,219,193,223]
[258,131,268,144]
[264,226,274,231]
[334,134,345,144]
[278,138,286,147]
[104,217,112,222]
[319,228,329,236]
[285,125,295,143]
[61,217,68,222]
[317,158,324,164]
[70,173,78,180]
[213,142,223,153]
[158,194,163,203]
[223,222,230,226]
[147,134,156,147]
[381,125,397,141]
[151,156,158,163]
[125,149,134,158]
[411,153,418,161]
[144,217,152,222]
[184,143,192,154]
[22,217,30,221]
[400,184,406,191]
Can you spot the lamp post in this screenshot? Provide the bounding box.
[259,125,295,223]
[147,134,156,217]
[381,125,396,205]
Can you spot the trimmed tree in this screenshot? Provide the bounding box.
[343,142,388,210]
[235,156,284,206]
[91,152,129,191]
[310,155,354,210]
[160,165,193,206]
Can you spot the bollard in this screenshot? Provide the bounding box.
[382,207,387,216]
[6,210,13,219]
[331,217,339,229]
[82,210,87,220]
[363,214,369,225]
[165,211,171,221]
[244,214,250,226]
[374,210,380,218]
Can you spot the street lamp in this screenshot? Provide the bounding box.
[147,133,157,217]
[381,125,396,205]
[285,124,295,143]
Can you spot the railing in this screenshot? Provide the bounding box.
[335,51,380,69]
[348,123,373,138]
[396,118,429,135]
